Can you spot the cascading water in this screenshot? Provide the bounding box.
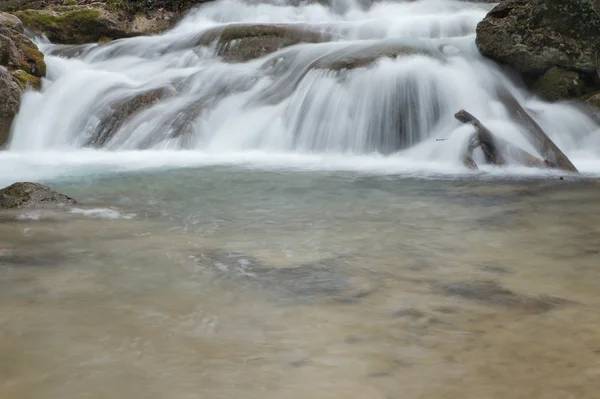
[3,0,600,182]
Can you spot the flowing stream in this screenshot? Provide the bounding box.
[2,0,600,398]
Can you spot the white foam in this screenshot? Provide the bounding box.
[70,208,136,219]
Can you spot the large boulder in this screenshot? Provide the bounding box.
[0,12,46,147]
[0,182,77,209]
[14,3,179,44]
[476,0,600,101]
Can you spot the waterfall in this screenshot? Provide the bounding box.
[4,0,600,178]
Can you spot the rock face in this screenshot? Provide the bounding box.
[14,4,179,44]
[476,0,600,102]
[0,12,46,147]
[0,182,77,209]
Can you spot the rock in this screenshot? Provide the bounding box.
[532,66,585,101]
[195,24,333,63]
[0,25,46,77]
[85,87,169,147]
[0,12,46,147]
[0,67,21,147]
[583,91,600,109]
[0,11,24,32]
[476,0,600,93]
[15,4,178,44]
[0,182,77,209]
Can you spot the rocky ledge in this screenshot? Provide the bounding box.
[476,0,600,105]
[0,182,77,209]
[0,11,46,148]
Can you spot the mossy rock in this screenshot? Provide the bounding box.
[532,66,585,101]
[15,7,118,44]
[0,12,24,32]
[11,69,41,90]
[0,182,77,209]
[15,4,179,44]
[477,0,600,76]
[0,26,46,76]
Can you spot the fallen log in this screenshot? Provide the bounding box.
[455,110,505,165]
[455,110,548,169]
[461,132,479,170]
[496,87,578,172]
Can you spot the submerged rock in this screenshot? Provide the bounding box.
[476,0,600,102]
[0,182,77,209]
[0,12,46,147]
[195,24,333,63]
[15,4,178,44]
[198,250,379,304]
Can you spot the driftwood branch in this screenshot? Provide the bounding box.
[454,110,548,169]
[496,87,578,172]
[455,110,505,165]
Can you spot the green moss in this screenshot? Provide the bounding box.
[16,8,100,31]
[11,69,41,90]
[106,0,205,13]
[98,36,113,44]
[15,8,110,43]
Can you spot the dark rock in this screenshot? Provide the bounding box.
[532,66,585,101]
[477,0,600,76]
[476,0,600,101]
[0,182,77,209]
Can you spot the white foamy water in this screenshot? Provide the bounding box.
[3,0,600,179]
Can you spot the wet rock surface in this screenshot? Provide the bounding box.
[476,0,600,103]
[0,182,77,209]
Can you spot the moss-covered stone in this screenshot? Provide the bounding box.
[11,69,41,90]
[1,12,46,148]
[15,4,179,44]
[532,67,585,101]
[0,26,46,76]
[477,0,600,101]
[106,0,211,13]
[0,12,23,32]
[15,7,112,44]
[477,0,600,75]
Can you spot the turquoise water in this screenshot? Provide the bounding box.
[2,167,600,398]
